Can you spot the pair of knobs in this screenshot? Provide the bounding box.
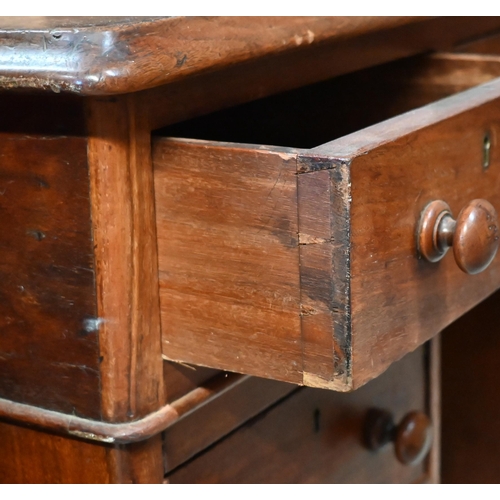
[418,199,499,274]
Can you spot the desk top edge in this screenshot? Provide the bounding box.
[0,16,427,95]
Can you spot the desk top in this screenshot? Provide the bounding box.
[2,16,498,96]
[0,17,499,96]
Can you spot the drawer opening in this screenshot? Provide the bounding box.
[154,52,500,148]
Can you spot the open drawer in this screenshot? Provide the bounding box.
[154,53,500,390]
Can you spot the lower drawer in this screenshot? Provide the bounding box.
[166,343,438,484]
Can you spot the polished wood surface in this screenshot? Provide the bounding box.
[363,409,433,466]
[418,199,500,274]
[0,421,112,483]
[0,17,499,97]
[453,199,499,274]
[166,347,430,483]
[395,412,433,466]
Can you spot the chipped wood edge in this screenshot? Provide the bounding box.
[297,157,353,390]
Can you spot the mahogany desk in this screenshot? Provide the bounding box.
[1,16,500,483]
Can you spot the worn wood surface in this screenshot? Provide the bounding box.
[441,289,500,483]
[298,167,351,391]
[0,17,422,95]
[143,25,500,132]
[86,96,164,423]
[167,347,429,484]
[0,94,100,418]
[155,138,303,384]
[1,17,499,99]
[163,374,295,473]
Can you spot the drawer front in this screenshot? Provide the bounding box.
[166,345,435,484]
[306,75,500,388]
[155,55,500,390]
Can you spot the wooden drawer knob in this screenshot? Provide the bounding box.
[363,408,433,466]
[418,199,499,274]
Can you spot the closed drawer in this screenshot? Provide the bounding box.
[166,345,436,483]
[154,52,500,390]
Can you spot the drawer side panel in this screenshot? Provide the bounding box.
[154,139,303,384]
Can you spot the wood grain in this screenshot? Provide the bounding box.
[106,435,164,484]
[155,138,303,384]
[143,26,500,132]
[297,166,351,390]
[86,95,164,423]
[167,347,429,484]
[155,53,500,148]
[0,419,163,483]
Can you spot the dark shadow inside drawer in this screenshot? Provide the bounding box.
[155,52,500,148]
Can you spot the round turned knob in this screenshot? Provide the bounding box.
[363,408,433,466]
[417,199,499,274]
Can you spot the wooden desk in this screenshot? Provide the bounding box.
[0,16,500,483]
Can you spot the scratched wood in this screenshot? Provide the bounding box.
[306,76,500,388]
[86,95,165,423]
[0,17,460,96]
